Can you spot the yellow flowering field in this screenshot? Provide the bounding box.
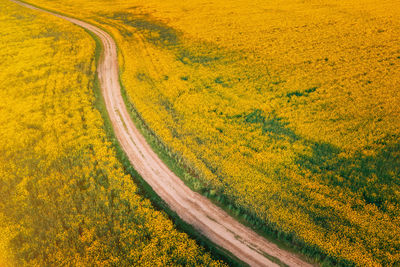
[24,0,400,265]
[0,1,225,266]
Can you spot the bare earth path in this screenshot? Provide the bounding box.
[11,1,313,266]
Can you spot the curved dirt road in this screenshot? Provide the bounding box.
[12,1,313,266]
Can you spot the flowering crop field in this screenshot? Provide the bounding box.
[20,0,400,265]
[0,1,225,266]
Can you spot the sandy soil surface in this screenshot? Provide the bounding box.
[11,1,313,266]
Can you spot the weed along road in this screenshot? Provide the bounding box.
[12,0,312,266]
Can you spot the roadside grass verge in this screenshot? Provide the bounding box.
[85,27,246,267]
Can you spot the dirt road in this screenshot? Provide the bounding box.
[11,1,313,266]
